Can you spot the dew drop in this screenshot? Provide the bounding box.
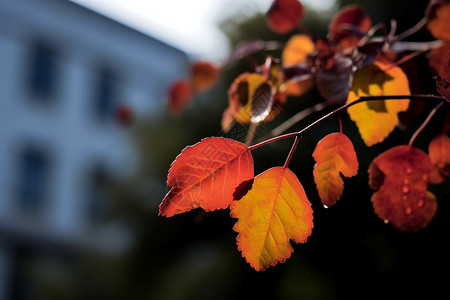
[403,178,410,185]
[404,167,413,175]
[323,204,329,209]
[384,219,390,224]
[402,195,407,201]
[418,199,425,208]
[405,207,412,215]
[422,174,428,181]
[402,185,410,194]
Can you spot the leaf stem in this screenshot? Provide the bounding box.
[284,136,300,168]
[408,101,445,146]
[394,17,427,41]
[248,94,446,151]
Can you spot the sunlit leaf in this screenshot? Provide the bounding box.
[329,5,372,50]
[231,167,313,271]
[159,138,254,217]
[266,0,303,34]
[368,145,443,231]
[346,62,411,146]
[427,2,450,41]
[166,79,193,115]
[428,133,450,177]
[282,34,315,67]
[312,133,359,207]
[191,61,220,92]
[227,73,277,124]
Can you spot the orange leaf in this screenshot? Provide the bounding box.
[166,79,193,115]
[368,145,443,232]
[346,62,410,146]
[427,2,450,41]
[313,133,359,207]
[159,137,254,217]
[266,0,303,34]
[428,133,450,177]
[329,5,372,51]
[191,61,220,92]
[282,34,315,67]
[230,167,313,271]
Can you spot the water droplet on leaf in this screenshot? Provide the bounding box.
[418,199,425,208]
[404,167,413,175]
[384,219,389,224]
[405,207,412,215]
[401,185,410,194]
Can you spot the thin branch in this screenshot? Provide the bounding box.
[248,94,446,151]
[284,136,300,168]
[408,101,445,146]
[245,122,259,146]
[261,102,328,142]
[394,17,427,41]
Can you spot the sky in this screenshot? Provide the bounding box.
[71,0,336,61]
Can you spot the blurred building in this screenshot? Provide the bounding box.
[0,0,189,298]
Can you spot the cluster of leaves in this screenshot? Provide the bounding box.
[161,0,450,271]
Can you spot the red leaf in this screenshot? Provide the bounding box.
[159,137,254,217]
[329,5,372,51]
[166,79,193,115]
[368,145,443,231]
[428,133,450,177]
[191,61,220,92]
[266,0,303,34]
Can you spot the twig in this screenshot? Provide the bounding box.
[248,94,446,151]
[394,17,427,41]
[408,101,445,146]
[259,102,328,143]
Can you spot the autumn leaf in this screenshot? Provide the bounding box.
[428,41,450,81]
[428,133,450,177]
[346,62,411,146]
[191,61,220,92]
[266,0,303,34]
[282,34,315,67]
[159,137,254,217]
[427,1,450,41]
[224,72,280,126]
[316,56,354,105]
[329,5,372,51]
[230,167,313,271]
[166,79,193,115]
[368,145,443,232]
[313,133,359,207]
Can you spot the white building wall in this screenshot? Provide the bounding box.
[0,0,189,242]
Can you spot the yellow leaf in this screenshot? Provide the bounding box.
[230,167,313,271]
[346,62,410,146]
[282,34,315,67]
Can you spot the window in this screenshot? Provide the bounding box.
[27,41,59,100]
[16,146,50,211]
[93,67,117,121]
